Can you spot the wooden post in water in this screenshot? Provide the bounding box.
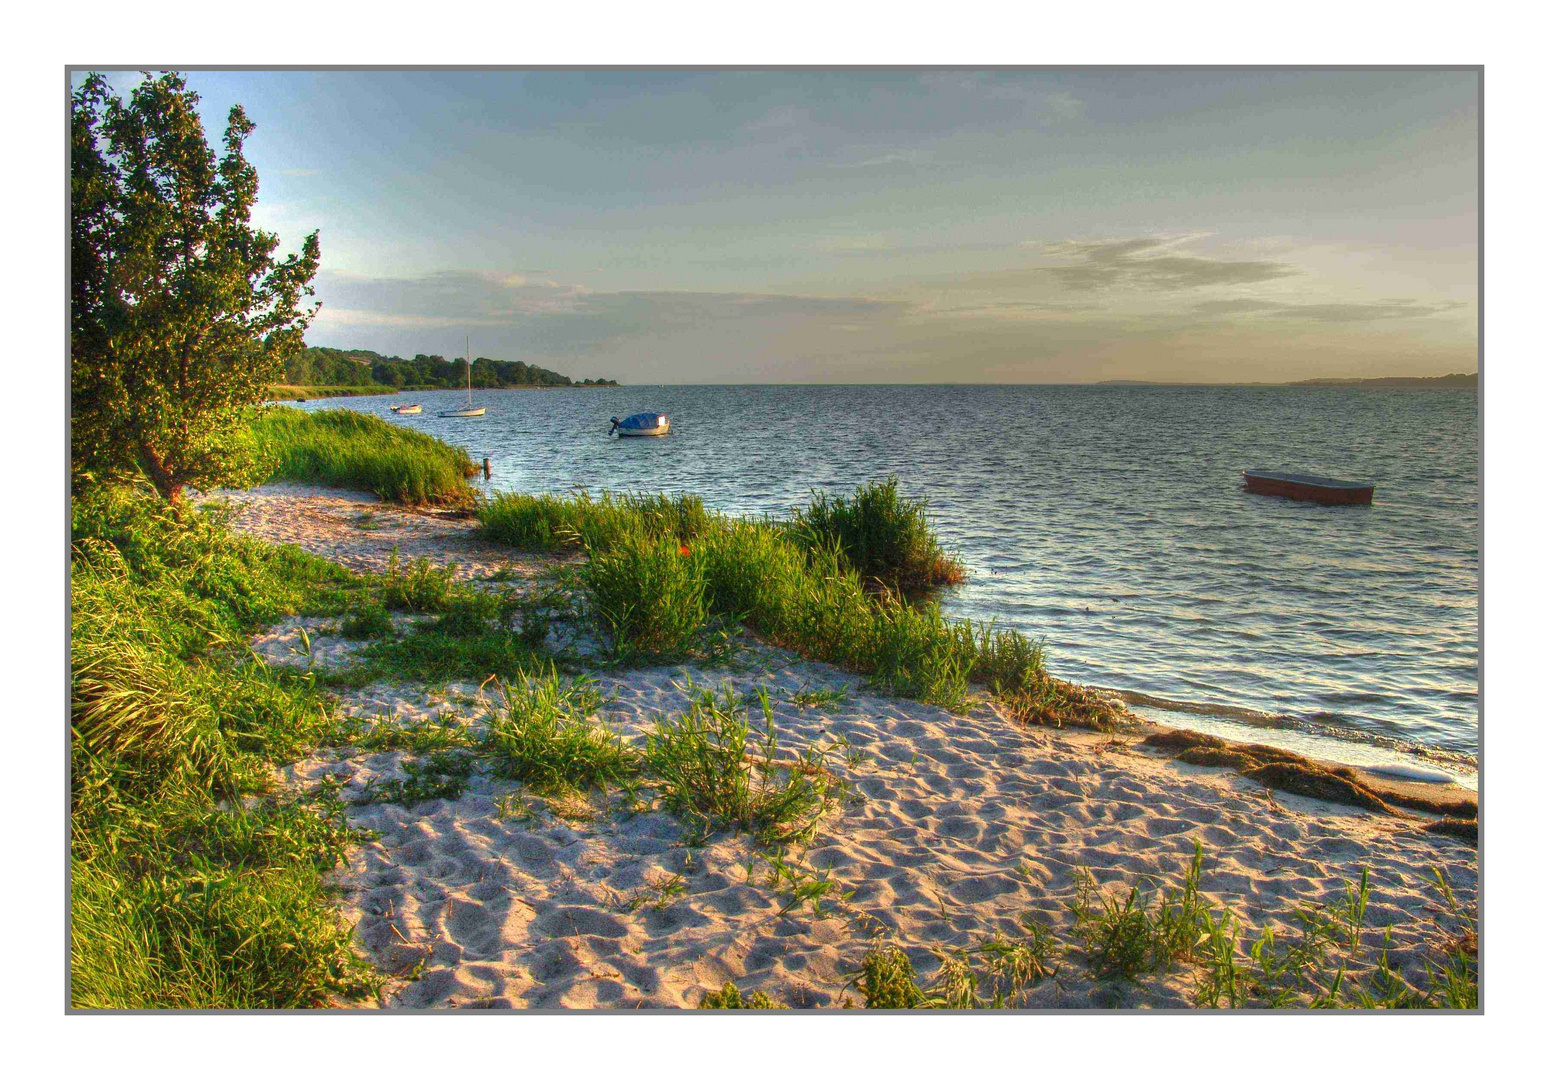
[483,457,491,479]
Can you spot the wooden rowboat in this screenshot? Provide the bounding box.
[391,403,422,414]
[1243,470,1374,505]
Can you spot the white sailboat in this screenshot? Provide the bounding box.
[439,335,486,417]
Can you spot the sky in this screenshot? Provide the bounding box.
[78,68,1479,384]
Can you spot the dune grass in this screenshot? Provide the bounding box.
[70,486,379,1008]
[479,484,1123,727]
[250,407,477,506]
[477,490,708,551]
[482,667,635,794]
[643,684,836,846]
[790,478,965,590]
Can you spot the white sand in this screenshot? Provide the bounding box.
[229,485,1478,1009]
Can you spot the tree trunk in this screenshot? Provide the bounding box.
[136,445,184,504]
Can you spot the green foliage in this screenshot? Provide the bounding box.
[72,72,321,502]
[582,532,717,663]
[849,927,1059,1010]
[478,490,708,551]
[70,486,376,1007]
[340,601,394,640]
[478,485,1115,725]
[281,345,608,390]
[481,668,635,794]
[699,982,784,1009]
[1062,846,1478,1009]
[789,477,965,591]
[853,946,927,1008]
[251,407,477,506]
[1068,842,1212,981]
[642,684,834,846]
[374,550,460,612]
[363,750,476,805]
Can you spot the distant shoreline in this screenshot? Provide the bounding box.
[267,383,623,402]
[1098,372,1478,388]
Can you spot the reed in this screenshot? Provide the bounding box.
[250,407,477,505]
[581,531,715,663]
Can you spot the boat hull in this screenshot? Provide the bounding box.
[440,408,486,418]
[616,425,669,437]
[392,404,422,414]
[1243,471,1374,505]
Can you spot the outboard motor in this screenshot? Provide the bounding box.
[609,416,620,436]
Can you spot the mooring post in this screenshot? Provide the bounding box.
[483,456,491,479]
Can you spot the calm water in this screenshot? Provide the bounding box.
[300,385,1479,781]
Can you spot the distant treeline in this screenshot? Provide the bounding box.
[282,347,618,389]
[1289,372,1478,388]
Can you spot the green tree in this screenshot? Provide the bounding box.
[71,72,321,502]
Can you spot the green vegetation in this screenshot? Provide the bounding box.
[70,486,377,1007]
[583,533,723,663]
[837,846,1475,1010]
[283,345,616,391]
[478,483,1124,727]
[478,490,708,551]
[72,73,320,503]
[251,407,478,506]
[1067,842,1213,980]
[790,478,965,590]
[699,982,785,1009]
[482,669,635,794]
[268,385,400,401]
[643,685,836,846]
[847,928,1060,1009]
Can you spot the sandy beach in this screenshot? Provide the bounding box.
[221,483,1478,1009]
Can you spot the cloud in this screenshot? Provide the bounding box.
[1043,236,1300,292]
[311,269,915,356]
[1189,297,1468,322]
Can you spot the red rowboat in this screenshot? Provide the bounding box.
[1243,470,1374,505]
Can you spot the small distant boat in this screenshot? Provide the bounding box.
[439,335,486,418]
[1243,470,1374,505]
[391,403,422,415]
[610,412,670,437]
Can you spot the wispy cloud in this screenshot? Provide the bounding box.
[1191,297,1468,322]
[1043,236,1300,292]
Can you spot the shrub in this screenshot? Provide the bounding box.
[699,982,784,1009]
[789,477,965,591]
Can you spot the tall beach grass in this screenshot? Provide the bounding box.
[71,487,377,1007]
[251,407,477,505]
[477,483,1123,727]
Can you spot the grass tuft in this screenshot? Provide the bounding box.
[643,683,835,846]
[250,406,477,506]
[789,477,965,591]
[481,667,635,794]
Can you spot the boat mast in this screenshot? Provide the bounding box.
[466,334,472,406]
